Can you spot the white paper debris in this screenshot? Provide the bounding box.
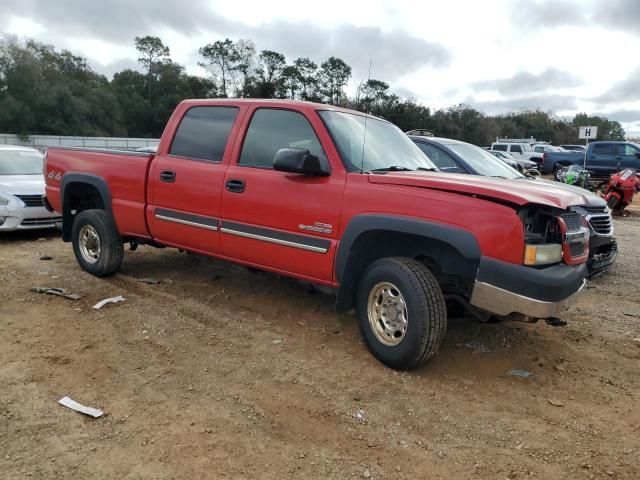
[58,396,104,418]
[92,295,126,310]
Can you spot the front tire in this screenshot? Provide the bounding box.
[356,257,447,370]
[71,209,123,277]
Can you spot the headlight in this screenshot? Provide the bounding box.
[0,194,9,206]
[524,243,563,266]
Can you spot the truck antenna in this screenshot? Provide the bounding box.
[360,60,372,174]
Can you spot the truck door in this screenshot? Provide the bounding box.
[219,107,346,283]
[617,143,640,170]
[147,105,241,253]
[509,144,523,159]
[588,143,617,175]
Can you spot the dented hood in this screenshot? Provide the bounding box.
[367,172,591,209]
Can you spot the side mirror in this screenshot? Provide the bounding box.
[273,148,330,177]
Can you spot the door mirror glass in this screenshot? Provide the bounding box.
[273,148,330,176]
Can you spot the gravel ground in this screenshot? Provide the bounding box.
[0,208,639,479]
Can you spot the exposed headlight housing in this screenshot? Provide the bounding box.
[524,243,563,266]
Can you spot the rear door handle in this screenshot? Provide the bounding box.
[160,170,176,183]
[225,179,245,193]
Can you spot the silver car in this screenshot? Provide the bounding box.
[0,146,62,231]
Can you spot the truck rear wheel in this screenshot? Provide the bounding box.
[71,209,123,277]
[356,257,447,370]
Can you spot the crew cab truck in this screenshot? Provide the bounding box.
[541,141,640,177]
[44,99,590,370]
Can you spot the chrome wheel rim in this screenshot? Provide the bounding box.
[367,282,408,346]
[79,224,101,264]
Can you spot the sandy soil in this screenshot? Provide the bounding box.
[1,211,639,479]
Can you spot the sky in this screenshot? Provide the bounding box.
[2,0,640,136]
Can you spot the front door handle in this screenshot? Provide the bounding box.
[225,179,245,193]
[160,170,176,183]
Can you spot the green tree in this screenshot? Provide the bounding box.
[319,57,351,104]
[233,39,256,97]
[198,39,239,97]
[280,65,302,99]
[134,36,170,99]
[253,50,286,98]
[293,57,318,101]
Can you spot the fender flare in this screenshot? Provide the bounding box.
[60,172,112,241]
[334,214,482,312]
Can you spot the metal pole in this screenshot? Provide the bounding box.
[583,136,588,170]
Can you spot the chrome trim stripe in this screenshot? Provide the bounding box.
[220,227,328,253]
[155,214,218,231]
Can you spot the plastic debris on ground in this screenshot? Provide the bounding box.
[93,295,126,310]
[58,396,104,418]
[138,278,161,285]
[507,369,534,379]
[31,287,83,300]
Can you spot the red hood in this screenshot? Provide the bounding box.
[368,172,590,209]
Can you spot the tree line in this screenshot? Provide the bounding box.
[0,35,626,144]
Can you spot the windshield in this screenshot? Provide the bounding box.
[318,111,437,172]
[0,150,44,175]
[445,143,523,179]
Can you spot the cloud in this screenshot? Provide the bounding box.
[596,110,640,124]
[247,22,450,81]
[1,0,450,82]
[593,66,640,104]
[468,94,578,115]
[1,0,231,43]
[510,0,640,34]
[93,58,142,78]
[470,68,581,96]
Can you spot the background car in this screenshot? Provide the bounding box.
[489,150,539,173]
[560,144,587,152]
[0,145,61,231]
[533,144,566,153]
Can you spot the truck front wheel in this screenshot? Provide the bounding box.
[71,209,124,277]
[356,257,447,370]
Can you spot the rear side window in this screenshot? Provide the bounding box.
[239,109,326,169]
[170,106,239,161]
[492,144,508,151]
[620,144,640,156]
[510,145,522,154]
[534,146,544,153]
[593,143,616,155]
[415,143,463,172]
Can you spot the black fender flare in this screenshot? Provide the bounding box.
[60,172,112,241]
[334,214,482,312]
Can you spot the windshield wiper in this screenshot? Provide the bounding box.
[370,165,415,172]
[416,167,439,172]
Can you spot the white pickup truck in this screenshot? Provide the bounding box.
[491,142,543,165]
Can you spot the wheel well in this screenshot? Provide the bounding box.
[335,230,479,312]
[62,182,106,241]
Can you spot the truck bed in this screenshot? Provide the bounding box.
[44,147,154,238]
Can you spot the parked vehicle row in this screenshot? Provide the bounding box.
[542,141,640,177]
[43,99,599,370]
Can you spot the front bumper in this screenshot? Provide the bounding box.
[470,257,587,319]
[0,204,62,231]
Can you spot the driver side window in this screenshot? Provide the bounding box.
[239,109,326,169]
[415,143,463,172]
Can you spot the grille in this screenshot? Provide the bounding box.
[21,216,61,226]
[561,213,582,232]
[569,242,585,257]
[581,205,607,214]
[15,194,44,207]
[588,214,613,235]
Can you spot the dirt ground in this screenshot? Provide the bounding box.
[1,211,639,480]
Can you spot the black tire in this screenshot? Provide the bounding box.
[553,165,563,181]
[607,195,619,210]
[356,257,447,370]
[71,209,124,277]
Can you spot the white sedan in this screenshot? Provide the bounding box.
[0,145,62,231]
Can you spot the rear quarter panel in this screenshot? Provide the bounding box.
[45,148,154,237]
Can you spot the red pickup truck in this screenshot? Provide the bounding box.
[44,99,590,370]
